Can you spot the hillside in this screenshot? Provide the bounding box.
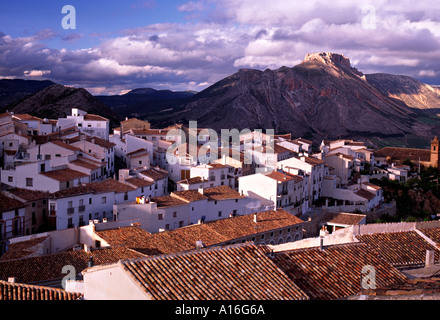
[9,84,122,127]
[155,52,439,148]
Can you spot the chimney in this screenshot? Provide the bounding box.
[84,244,91,253]
[253,213,258,223]
[426,249,435,267]
[88,256,94,268]
[8,277,15,284]
[319,236,324,251]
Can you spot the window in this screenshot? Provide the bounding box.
[26,178,33,187]
[173,212,177,218]
[8,176,13,183]
[218,211,222,217]
[158,213,163,220]
[179,221,184,228]
[95,240,101,248]
[165,224,170,230]
[89,198,92,204]
[68,201,73,208]
[124,192,128,200]
[102,197,107,204]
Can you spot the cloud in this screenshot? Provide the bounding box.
[1,0,440,94]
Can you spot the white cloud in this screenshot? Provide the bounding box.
[2,0,440,93]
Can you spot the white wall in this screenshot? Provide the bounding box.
[83,264,149,300]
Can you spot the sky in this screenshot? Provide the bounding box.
[1,0,440,95]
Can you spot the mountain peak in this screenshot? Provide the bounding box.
[303,52,351,69]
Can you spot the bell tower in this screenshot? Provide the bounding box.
[431,136,439,168]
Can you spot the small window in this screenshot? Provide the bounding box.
[218,211,222,217]
[26,178,33,187]
[8,176,13,182]
[158,213,163,220]
[102,197,106,204]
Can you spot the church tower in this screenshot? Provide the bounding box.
[431,136,439,168]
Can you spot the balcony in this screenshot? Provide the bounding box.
[78,205,86,212]
[67,207,75,214]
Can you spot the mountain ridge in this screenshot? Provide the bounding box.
[153,52,440,148]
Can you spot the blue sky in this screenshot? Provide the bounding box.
[1,0,440,94]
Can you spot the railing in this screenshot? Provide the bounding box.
[78,205,86,212]
[67,207,75,214]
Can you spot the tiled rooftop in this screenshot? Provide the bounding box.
[51,178,136,199]
[0,246,145,285]
[151,195,188,208]
[139,167,169,181]
[120,243,309,300]
[356,231,440,269]
[326,212,366,226]
[4,188,50,202]
[0,236,49,261]
[40,168,88,182]
[106,209,303,255]
[374,147,431,162]
[354,188,376,201]
[177,176,208,185]
[202,185,245,201]
[0,280,82,300]
[272,243,408,300]
[124,177,154,188]
[95,225,152,249]
[0,193,26,213]
[264,171,303,183]
[171,190,208,202]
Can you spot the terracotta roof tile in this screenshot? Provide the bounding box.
[272,243,407,300]
[121,243,309,300]
[374,147,431,162]
[326,212,366,226]
[264,171,303,183]
[0,194,26,213]
[83,114,108,121]
[139,167,169,181]
[0,246,144,285]
[40,168,88,182]
[354,189,376,201]
[356,231,440,269]
[177,176,207,185]
[171,190,208,202]
[95,226,152,249]
[125,209,303,255]
[0,280,82,300]
[124,177,154,188]
[0,237,49,261]
[202,185,245,201]
[5,188,51,202]
[151,195,187,208]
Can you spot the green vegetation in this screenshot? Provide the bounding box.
[370,165,440,223]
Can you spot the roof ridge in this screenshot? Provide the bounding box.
[120,242,258,265]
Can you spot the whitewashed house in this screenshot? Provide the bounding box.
[114,185,260,233]
[57,108,109,140]
[277,155,326,205]
[238,170,308,216]
[0,193,26,256]
[48,179,139,230]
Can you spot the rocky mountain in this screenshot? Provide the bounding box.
[9,84,122,127]
[0,79,55,110]
[156,52,440,148]
[96,88,196,120]
[365,73,440,114]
